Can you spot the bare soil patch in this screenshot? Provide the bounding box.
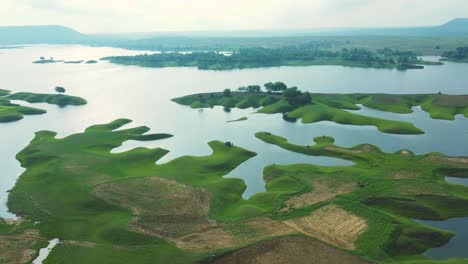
[426,155,468,165]
[283,205,367,249]
[93,177,215,238]
[0,229,42,264]
[175,217,293,252]
[212,236,373,264]
[390,170,421,180]
[286,178,357,209]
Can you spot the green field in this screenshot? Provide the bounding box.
[3,119,468,263]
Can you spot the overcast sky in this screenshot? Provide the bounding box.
[1,0,467,33]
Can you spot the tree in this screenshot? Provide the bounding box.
[55,86,66,94]
[283,87,311,107]
[264,82,287,93]
[246,85,261,93]
[223,88,231,97]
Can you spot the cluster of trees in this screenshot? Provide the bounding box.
[235,82,287,93]
[264,82,287,93]
[104,46,424,70]
[283,87,312,107]
[442,47,468,61]
[237,85,261,93]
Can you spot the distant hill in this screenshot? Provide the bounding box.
[435,18,468,35]
[0,25,86,45]
[0,19,466,46]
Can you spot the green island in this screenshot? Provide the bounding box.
[173,84,468,122]
[8,92,87,106]
[442,47,468,62]
[33,58,98,64]
[1,119,468,263]
[173,84,467,134]
[101,47,441,70]
[0,89,87,123]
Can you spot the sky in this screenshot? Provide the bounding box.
[1,0,468,33]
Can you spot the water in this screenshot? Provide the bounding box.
[0,44,467,259]
[413,177,468,260]
[32,238,60,264]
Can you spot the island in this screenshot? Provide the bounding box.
[101,47,441,70]
[173,83,468,134]
[0,89,87,123]
[2,119,467,264]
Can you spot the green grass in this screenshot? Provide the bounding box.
[7,119,468,263]
[286,103,423,134]
[0,98,46,123]
[8,92,87,106]
[0,90,87,122]
[255,131,468,262]
[174,91,468,132]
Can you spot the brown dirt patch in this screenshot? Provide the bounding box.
[0,229,42,264]
[212,236,373,264]
[93,177,215,238]
[426,155,468,165]
[390,170,421,180]
[175,217,293,252]
[325,146,361,154]
[283,205,367,249]
[286,178,357,209]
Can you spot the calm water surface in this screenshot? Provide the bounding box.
[0,45,467,259]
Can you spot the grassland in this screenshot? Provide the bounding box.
[4,119,468,263]
[173,91,468,122]
[0,89,87,123]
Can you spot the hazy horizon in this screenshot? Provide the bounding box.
[1,0,468,34]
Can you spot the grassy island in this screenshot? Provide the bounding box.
[0,89,87,123]
[101,47,440,70]
[0,89,47,122]
[8,92,87,106]
[173,85,468,133]
[3,119,468,263]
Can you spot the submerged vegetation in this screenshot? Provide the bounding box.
[0,89,87,122]
[102,47,440,70]
[3,119,468,263]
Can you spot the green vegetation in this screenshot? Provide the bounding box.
[173,87,438,134]
[8,92,87,106]
[0,89,87,122]
[442,47,468,62]
[174,85,468,128]
[64,60,84,64]
[0,89,46,122]
[5,118,468,263]
[33,57,62,64]
[255,131,468,263]
[227,117,248,123]
[102,47,439,70]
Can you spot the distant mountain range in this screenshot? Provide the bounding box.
[0,18,467,46]
[0,25,86,45]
